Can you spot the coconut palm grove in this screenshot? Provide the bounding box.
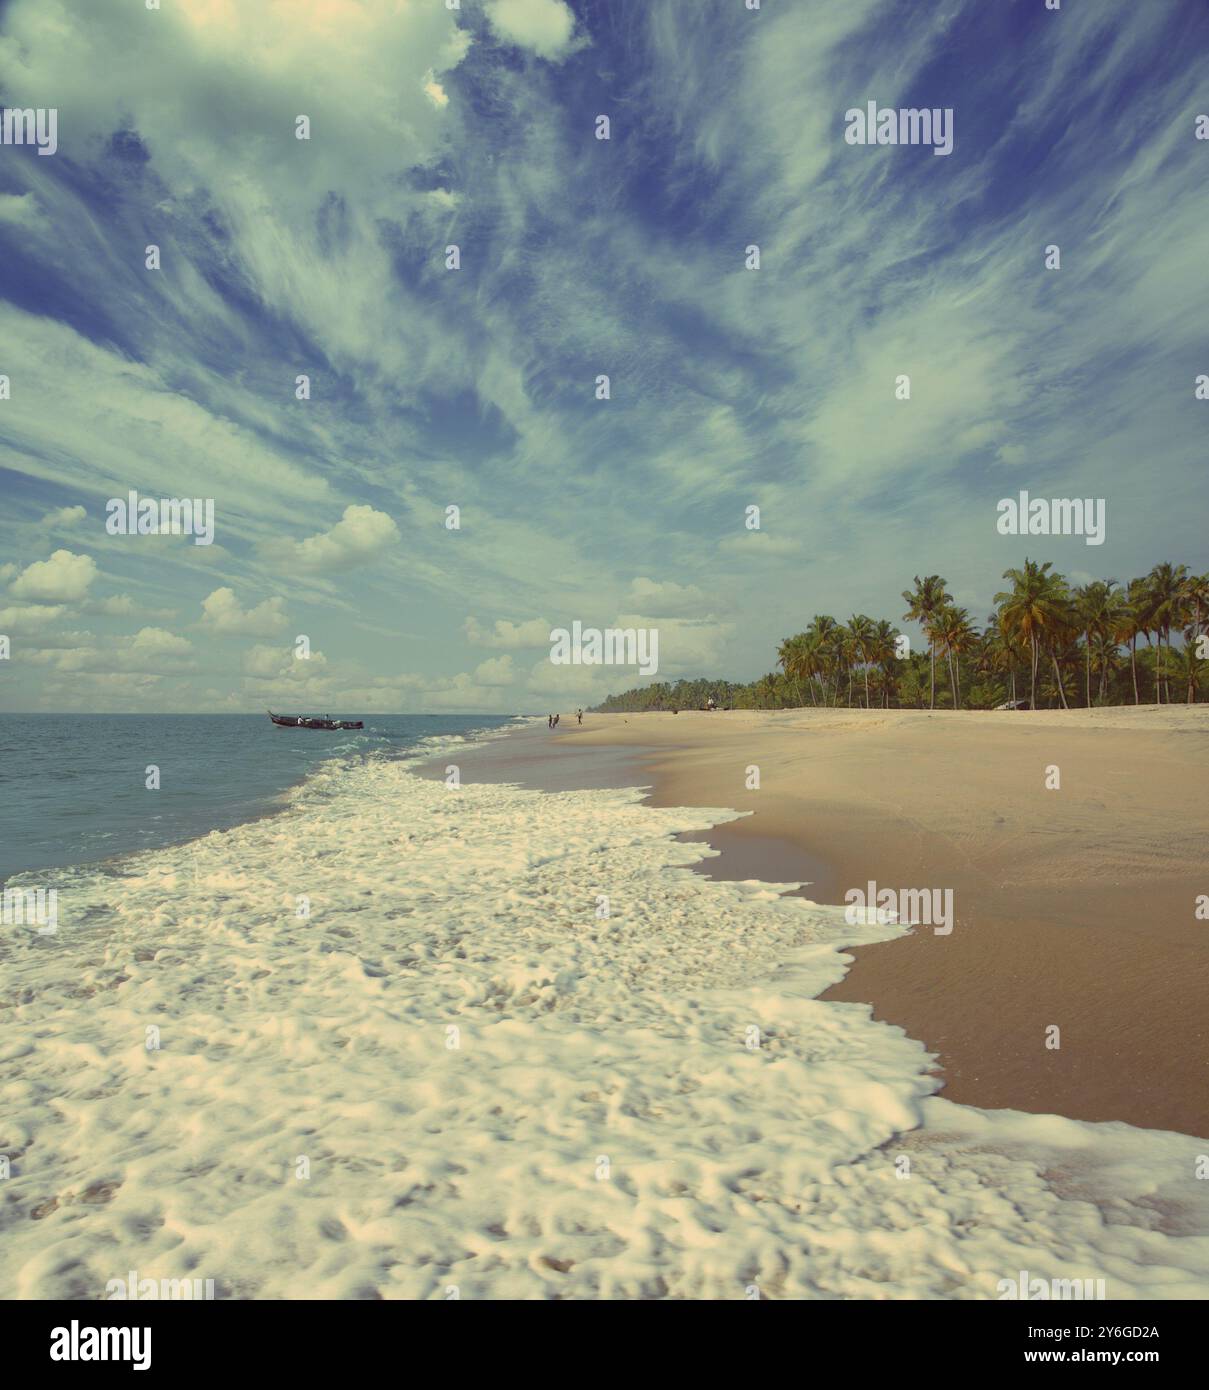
[592,561,1208,713]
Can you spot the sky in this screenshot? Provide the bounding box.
[0,0,1206,713]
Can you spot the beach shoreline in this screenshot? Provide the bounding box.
[427,706,1209,1137]
[8,715,1209,1299]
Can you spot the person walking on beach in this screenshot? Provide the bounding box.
[553,713,560,728]
[576,709,583,725]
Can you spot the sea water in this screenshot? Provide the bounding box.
[0,713,517,880]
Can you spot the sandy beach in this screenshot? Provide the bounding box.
[8,714,1209,1300]
[495,707,1209,1137]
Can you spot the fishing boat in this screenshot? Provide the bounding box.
[268,711,364,731]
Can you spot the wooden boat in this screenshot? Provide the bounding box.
[268,711,364,731]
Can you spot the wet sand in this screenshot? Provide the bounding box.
[424,708,1209,1136]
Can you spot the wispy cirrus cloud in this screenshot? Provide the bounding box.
[0,0,1205,711]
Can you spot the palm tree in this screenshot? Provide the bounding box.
[994,560,1069,708]
[939,607,959,708]
[780,632,827,706]
[607,556,1200,718]
[818,623,848,707]
[870,619,900,707]
[1046,618,1077,709]
[1074,580,1121,708]
[754,672,779,708]
[847,614,876,708]
[805,615,839,704]
[1117,578,1152,705]
[1098,586,1127,703]
[931,605,977,709]
[1181,573,1209,706]
[951,608,979,706]
[777,634,809,707]
[902,575,950,711]
[1184,573,1209,655]
[979,617,1019,704]
[646,681,671,711]
[1146,562,1188,704]
[1171,642,1204,704]
[834,628,857,706]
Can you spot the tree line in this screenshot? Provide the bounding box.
[591,560,1208,712]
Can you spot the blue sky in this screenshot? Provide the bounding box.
[0,0,1206,712]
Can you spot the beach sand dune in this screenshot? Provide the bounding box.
[558,707,1209,1135]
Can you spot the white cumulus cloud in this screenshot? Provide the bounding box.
[9,549,97,603]
[38,505,87,527]
[131,626,192,657]
[200,587,289,637]
[463,616,552,649]
[274,505,400,573]
[485,0,578,61]
[0,604,66,632]
[474,654,515,686]
[627,577,709,617]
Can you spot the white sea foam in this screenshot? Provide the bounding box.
[3,737,1207,1299]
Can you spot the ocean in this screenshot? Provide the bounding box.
[0,713,520,881]
[3,717,1208,1298]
